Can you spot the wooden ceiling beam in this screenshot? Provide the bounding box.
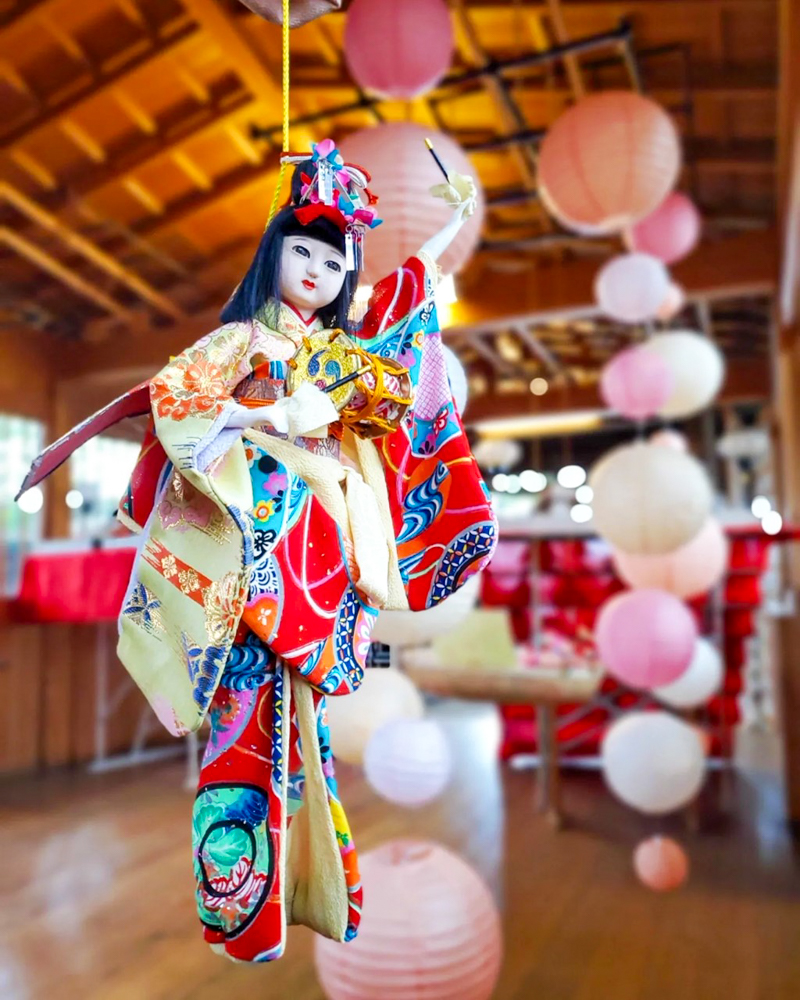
[0,226,134,321]
[778,0,800,327]
[0,15,197,150]
[0,181,186,320]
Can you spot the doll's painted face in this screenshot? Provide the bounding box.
[279,235,347,317]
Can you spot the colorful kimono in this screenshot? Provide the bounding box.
[24,255,497,963]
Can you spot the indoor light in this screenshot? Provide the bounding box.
[520,470,547,493]
[751,495,771,519]
[570,503,593,524]
[529,377,548,396]
[66,489,85,510]
[762,510,783,536]
[505,474,522,494]
[437,274,458,306]
[17,487,43,515]
[575,485,594,504]
[557,465,587,489]
[491,474,509,493]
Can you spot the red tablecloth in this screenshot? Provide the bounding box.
[12,548,137,623]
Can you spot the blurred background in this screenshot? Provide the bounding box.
[0,0,798,997]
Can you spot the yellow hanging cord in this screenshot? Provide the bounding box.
[265,0,292,227]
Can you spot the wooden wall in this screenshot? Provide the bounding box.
[0,618,171,776]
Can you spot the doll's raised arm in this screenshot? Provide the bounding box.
[418,171,477,262]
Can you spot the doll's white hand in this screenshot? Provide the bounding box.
[228,382,339,439]
[430,172,477,219]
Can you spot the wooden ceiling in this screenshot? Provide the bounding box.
[0,0,782,412]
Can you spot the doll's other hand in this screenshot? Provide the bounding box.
[430,172,477,220]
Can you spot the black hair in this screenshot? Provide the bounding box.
[221,159,358,332]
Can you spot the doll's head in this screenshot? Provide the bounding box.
[221,146,379,331]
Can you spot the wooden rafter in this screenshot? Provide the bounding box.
[0,181,185,320]
[0,226,133,320]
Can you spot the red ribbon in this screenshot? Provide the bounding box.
[294,203,348,234]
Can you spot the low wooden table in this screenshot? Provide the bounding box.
[404,662,602,827]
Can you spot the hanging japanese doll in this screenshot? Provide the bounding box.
[19,139,497,963]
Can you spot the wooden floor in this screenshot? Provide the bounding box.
[1,702,799,1000]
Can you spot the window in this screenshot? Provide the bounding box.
[70,435,141,538]
[0,414,45,594]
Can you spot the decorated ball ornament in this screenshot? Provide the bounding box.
[654,637,724,709]
[344,0,454,99]
[626,192,702,265]
[613,518,729,600]
[595,588,698,690]
[338,123,484,285]
[589,441,713,555]
[371,572,480,646]
[314,840,503,1000]
[600,345,674,420]
[364,718,452,808]
[324,668,424,766]
[538,91,681,235]
[633,837,690,892]
[641,331,725,419]
[601,712,707,815]
[594,253,671,324]
[238,0,341,26]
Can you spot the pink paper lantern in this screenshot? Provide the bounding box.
[600,345,674,420]
[339,123,484,285]
[315,840,502,1000]
[627,193,701,265]
[633,836,689,892]
[595,253,671,324]
[345,0,453,99]
[657,282,686,321]
[538,91,681,235]
[614,518,729,599]
[595,588,697,689]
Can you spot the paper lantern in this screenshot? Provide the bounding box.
[595,253,671,324]
[600,345,674,420]
[472,438,523,469]
[444,345,468,416]
[315,840,502,1000]
[601,712,706,815]
[238,0,340,25]
[339,123,484,285]
[614,518,729,599]
[590,442,713,555]
[641,331,725,418]
[538,91,681,235]
[345,0,453,99]
[372,573,480,646]
[325,668,424,765]
[657,282,686,321]
[633,837,689,892]
[654,637,724,709]
[364,718,452,807]
[648,428,688,452]
[595,589,697,689]
[627,193,702,264]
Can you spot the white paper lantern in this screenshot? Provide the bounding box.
[364,718,452,807]
[372,573,480,647]
[594,253,670,323]
[641,331,725,418]
[472,438,523,469]
[654,638,724,709]
[325,668,424,765]
[590,442,713,555]
[601,711,706,815]
[444,345,468,416]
